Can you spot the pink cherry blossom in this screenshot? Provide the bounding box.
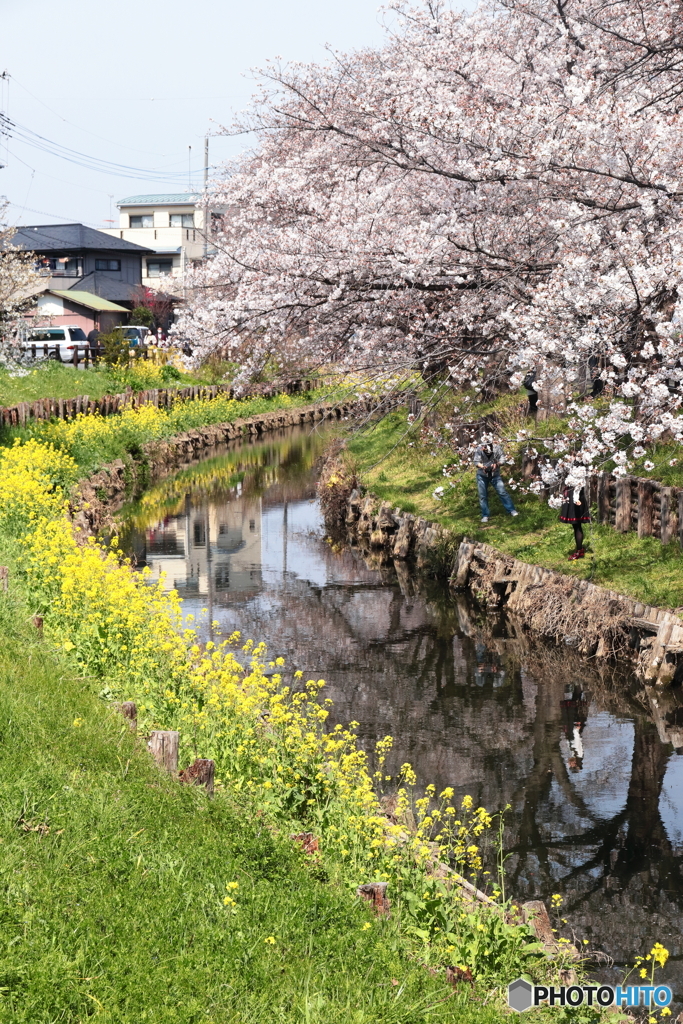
[171,0,683,469]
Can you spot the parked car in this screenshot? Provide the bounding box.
[119,326,152,347]
[22,325,89,361]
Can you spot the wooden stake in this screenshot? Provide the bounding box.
[660,487,675,545]
[521,901,558,948]
[615,476,631,532]
[597,473,610,524]
[290,831,319,855]
[357,882,391,916]
[178,757,215,794]
[120,701,137,731]
[148,730,179,772]
[0,566,8,592]
[638,479,655,538]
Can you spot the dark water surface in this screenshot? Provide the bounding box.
[119,424,683,995]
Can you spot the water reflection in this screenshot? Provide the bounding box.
[561,686,587,771]
[119,426,683,994]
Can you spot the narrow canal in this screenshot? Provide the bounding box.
[119,423,683,996]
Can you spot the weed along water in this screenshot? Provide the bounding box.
[119,426,683,1001]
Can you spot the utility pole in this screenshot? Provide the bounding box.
[203,136,209,259]
[0,71,9,171]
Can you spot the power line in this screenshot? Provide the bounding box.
[6,73,172,158]
[5,198,103,228]
[1,111,212,184]
[3,117,187,181]
[4,144,119,196]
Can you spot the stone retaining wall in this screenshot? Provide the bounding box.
[453,540,683,687]
[338,486,683,687]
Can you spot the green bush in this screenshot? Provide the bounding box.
[99,328,130,368]
[160,363,182,383]
[129,305,154,328]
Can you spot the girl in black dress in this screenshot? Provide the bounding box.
[559,481,590,560]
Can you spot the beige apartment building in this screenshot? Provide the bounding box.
[102,193,221,294]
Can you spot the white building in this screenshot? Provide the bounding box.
[102,193,222,294]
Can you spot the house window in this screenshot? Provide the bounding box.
[215,566,230,591]
[170,213,195,228]
[95,259,121,271]
[42,256,81,277]
[30,328,67,341]
[146,260,173,278]
[129,214,153,228]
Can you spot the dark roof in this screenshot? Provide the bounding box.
[10,223,154,254]
[67,272,141,305]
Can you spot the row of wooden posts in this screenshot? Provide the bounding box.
[2,564,557,931]
[1,563,216,794]
[519,454,683,548]
[0,378,315,429]
[589,471,682,545]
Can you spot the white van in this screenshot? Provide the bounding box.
[22,325,89,361]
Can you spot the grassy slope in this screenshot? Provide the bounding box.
[0,561,505,1024]
[348,410,683,609]
[0,363,195,406]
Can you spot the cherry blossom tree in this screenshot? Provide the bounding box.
[0,206,41,355]
[176,0,683,470]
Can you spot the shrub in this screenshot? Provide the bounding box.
[129,305,154,328]
[99,328,130,368]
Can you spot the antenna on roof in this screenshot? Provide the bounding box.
[188,145,192,190]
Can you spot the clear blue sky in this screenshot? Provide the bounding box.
[0,0,471,230]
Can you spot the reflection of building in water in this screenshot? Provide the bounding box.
[143,495,262,599]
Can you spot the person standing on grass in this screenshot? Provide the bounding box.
[559,468,590,560]
[473,439,519,523]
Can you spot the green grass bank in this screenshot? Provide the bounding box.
[0,384,617,1022]
[347,408,683,609]
[0,360,196,406]
[0,579,499,1024]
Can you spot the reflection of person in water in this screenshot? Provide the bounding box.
[561,685,587,771]
[473,642,506,688]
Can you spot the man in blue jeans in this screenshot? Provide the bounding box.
[473,440,519,523]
